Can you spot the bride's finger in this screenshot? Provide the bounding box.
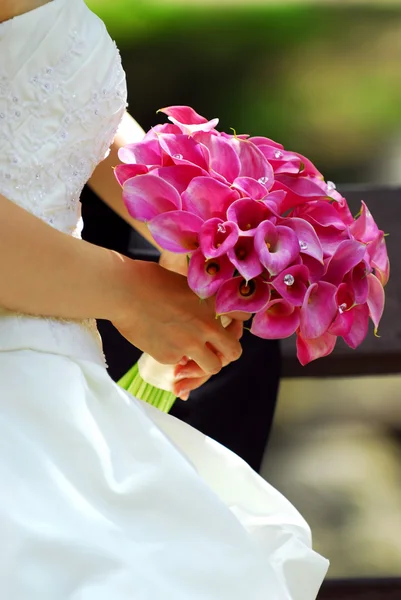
[173,376,210,400]
[174,360,205,380]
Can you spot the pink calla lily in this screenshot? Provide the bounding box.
[114,164,148,187]
[254,220,300,276]
[342,304,370,349]
[301,254,326,283]
[194,132,241,183]
[350,201,380,243]
[232,177,269,200]
[148,210,203,253]
[144,123,182,139]
[227,198,274,236]
[199,218,239,259]
[310,224,350,258]
[188,249,235,299]
[251,298,300,339]
[346,261,369,305]
[249,136,284,150]
[118,138,163,166]
[283,217,324,263]
[272,265,309,307]
[252,144,322,178]
[367,273,385,334]
[300,281,338,339]
[227,236,264,281]
[261,190,287,210]
[228,138,274,186]
[150,165,205,194]
[295,201,348,230]
[367,232,390,286]
[272,175,329,212]
[323,239,366,286]
[328,283,356,337]
[158,134,209,171]
[182,177,239,221]
[296,331,337,365]
[216,276,271,314]
[123,174,181,222]
[158,105,219,135]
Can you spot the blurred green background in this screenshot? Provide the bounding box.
[88,0,401,578]
[88,0,401,185]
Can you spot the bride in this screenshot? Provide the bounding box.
[0,0,328,597]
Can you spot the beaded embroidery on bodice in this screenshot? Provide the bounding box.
[0,0,127,235]
[0,0,127,364]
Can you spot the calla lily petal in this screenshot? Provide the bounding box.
[227,236,264,281]
[123,174,181,222]
[144,123,182,139]
[296,331,337,365]
[254,221,299,276]
[251,299,300,339]
[296,201,348,230]
[350,201,380,243]
[227,198,274,236]
[249,136,284,150]
[262,190,287,209]
[188,249,235,299]
[342,304,370,349]
[301,254,326,283]
[300,281,338,339]
[328,283,355,337]
[272,265,309,306]
[150,165,205,194]
[229,138,274,186]
[232,177,269,200]
[194,132,241,183]
[158,105,210,124]
[158,134,209,170]
[114,164,148,187]
[284,217,324,263]
[272,176,328,212]
[148,210,203,253]
[367,273,385,334]
[323,239,366,286]
[329,309,354,337]
[182,177,239,221]
[368,232,390,286]
[310,224,350,258]
[118,138,162,166]
[216,276,271,314]
[347,261,369,305]
[158,106,219,134]
[199,219,239,258]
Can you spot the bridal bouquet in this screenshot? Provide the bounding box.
[115,106,389,412]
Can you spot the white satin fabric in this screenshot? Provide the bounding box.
[0,1,328,597]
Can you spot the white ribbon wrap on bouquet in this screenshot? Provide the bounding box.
[137,316,233,392]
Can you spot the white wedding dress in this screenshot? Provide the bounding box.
[0,1,328,598]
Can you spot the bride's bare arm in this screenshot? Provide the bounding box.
[0,192,134,321]
[88,112,162,250]
[0,193,241,371]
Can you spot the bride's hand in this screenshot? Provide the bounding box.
[112,260,243,376]
[158,250,250,399]
[172,318,245,400]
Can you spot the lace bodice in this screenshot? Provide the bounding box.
[0,0,127,365]
[0,0,127,235]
